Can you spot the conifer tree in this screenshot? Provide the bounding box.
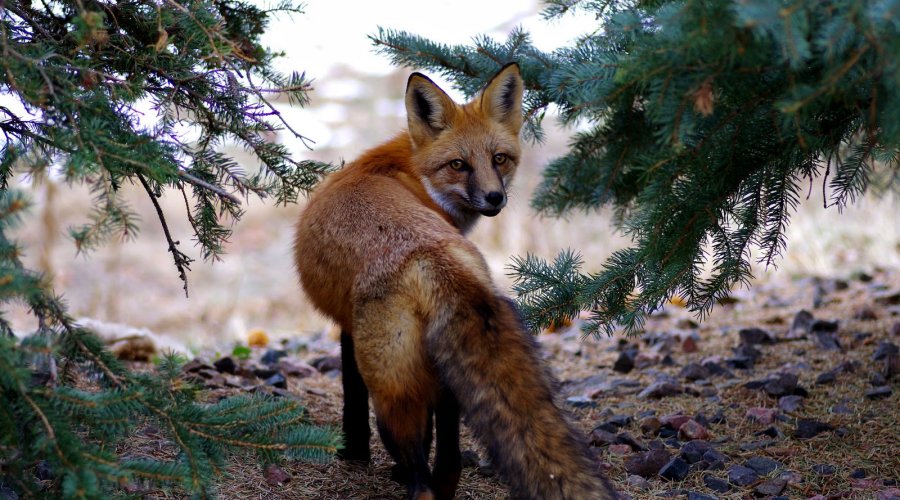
[372,0,900,336]
[1,1,339,497]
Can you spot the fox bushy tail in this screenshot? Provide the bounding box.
[425,289,617,499]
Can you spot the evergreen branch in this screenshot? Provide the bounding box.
[375,0,900,335]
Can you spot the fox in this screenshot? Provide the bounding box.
[294,63,617,499]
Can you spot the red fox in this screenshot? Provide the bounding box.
[294,64,616,499]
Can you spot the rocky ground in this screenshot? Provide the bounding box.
[119,268,899,499]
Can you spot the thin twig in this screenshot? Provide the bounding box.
[136,173,193,297]
[178,170,242,205]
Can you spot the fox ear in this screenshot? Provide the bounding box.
[406,73,457,146]
[480,63,523,133]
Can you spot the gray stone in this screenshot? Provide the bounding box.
[703,475,731,493]
[754,478,787,496]
[745,456,781,475]
[659,457,691,481]
[778,395,804,412]
[728,465,760,486]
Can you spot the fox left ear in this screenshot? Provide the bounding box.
[406,73,458,146]
[480,63,523,134]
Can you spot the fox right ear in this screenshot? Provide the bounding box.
[405,73,457,146]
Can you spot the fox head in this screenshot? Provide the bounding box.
[405,63,524,234]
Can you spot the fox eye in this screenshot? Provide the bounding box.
[493,153,508,165]
[448,159,466,171]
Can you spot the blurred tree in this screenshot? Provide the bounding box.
[372,0,900,336]
[1,1,337,497]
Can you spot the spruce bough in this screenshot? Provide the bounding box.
[1,1,339,497]
[373,0,900,336]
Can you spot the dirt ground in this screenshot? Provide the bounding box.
[111,266,899,500]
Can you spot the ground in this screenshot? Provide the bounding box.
[112,267,900,499]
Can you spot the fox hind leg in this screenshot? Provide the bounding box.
[338,330,371,462]
[431,390,461,500]
[375,397,435,499]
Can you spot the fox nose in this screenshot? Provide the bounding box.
[485,191,505,207]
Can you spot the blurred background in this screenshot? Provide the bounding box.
[6,0,899,349]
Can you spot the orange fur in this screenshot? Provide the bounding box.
[294,64,616,499]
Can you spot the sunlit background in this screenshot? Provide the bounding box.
[6,1,899,350]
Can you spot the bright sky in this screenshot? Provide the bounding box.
[261,0,597,83]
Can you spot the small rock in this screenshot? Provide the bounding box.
[213,356,238,374]
[850,468,867,479]
[264,373,287,389]
[565,396,597,408]
[754,478,787,496]
[638,382,684,399]
[877,488,900,500]
[261,349,288,365]
[816,368,840,385]
[728,464,760,486]
[634,351,661,369]
[661,413,691,430]
[794,419,833,439]
[704,475,731,493]
[778,470,803,485]
[884,352,900,380]
[687,493,718,500]
[680,362,711,381]
[789,310,815,338]
[811,463,836,476]
[865,386,892,400]
[702,448,728,468]
[310,355,342,373]
[659,457,690,481]
[608,444,632,455]
[613,348,638,373]
[624,449,672,478]
[873,342,899,361]
[682,336,699,353]
[589,428,617,447]
[740,328,775,346]
[740,440,776,451]
[831,402,853,414]
[763,373,800,397]
[725,356,754,370]
[754,426,781,439]
[678,419,710,441]
[253,366,279,379]
[814,331,842,351]
[745,456,781,475]
[854,307,878,321]
[182,359,213,373]
[615,432,645,451]
[278,359,317,378]
[270,387,296,399]
[263,464,291,485]
[812,318,839,333]
[703,361,734,378]
[778,395,804,412]
[871,372,888,386]
[680,440,713,464]
[625,474,651,490]
[639,416,662,436]
[745,407,777,425]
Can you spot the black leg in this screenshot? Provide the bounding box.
[338,330,371,462]
[391,407,434,485]
[377,415,434,500]
[432,392,461,500]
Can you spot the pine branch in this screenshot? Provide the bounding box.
[375,0,900,336]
